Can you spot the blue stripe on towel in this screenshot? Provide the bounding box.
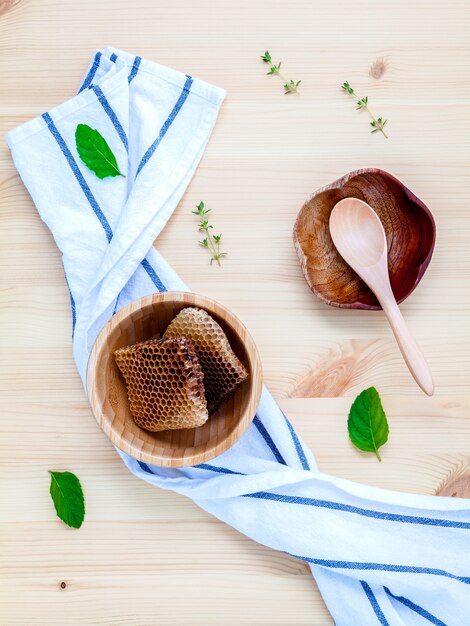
[92,85,129,151]
[64,276,76,335]
[128,55,142,84]
[361,582,390,626]
[78,51,102,93]
[141,258,167,291]
[243,490,470,529]
[384,587,448,626]
[195,463,245,476]
[109,52,118,63]
[252,415,287,465]
[287,553,470,585]
[112,295,120,316]
[135,75,193,178]
[282,412,310,470]
[42,113,113,242]
[138,461,154,474]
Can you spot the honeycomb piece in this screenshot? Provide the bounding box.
[114,337,208,432]
[163,307,249,414]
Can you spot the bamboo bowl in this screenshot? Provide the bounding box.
[86,292,263,468]
[294,168,436,309]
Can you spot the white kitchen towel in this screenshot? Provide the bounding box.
[6,47,470,626]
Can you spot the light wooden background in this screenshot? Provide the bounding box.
[1,0,469,624]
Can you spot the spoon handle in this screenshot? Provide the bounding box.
[380,298,434,396]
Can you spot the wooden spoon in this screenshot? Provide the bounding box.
[329,197,434,396]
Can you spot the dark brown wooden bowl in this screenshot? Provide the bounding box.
[293,168,436,310]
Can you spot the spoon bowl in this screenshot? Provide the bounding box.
[329,198,386,268]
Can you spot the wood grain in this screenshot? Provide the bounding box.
[437,461,470,499]
[87,292,262,467]
[1,0,469,624]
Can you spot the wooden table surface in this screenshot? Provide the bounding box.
[1,0,469,624]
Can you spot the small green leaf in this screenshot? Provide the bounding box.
[347,387,389,461]
[261,50,272,63]
[49,471,85,528]
[75,124,124,179]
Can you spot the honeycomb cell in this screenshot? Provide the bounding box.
[114,337,208,432]
[163,307,249,414]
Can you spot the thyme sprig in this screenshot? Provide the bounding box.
[261,51,301,95]
[342,81,388,138]
[192,201,227,266]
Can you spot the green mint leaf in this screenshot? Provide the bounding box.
[347,387,389,461]
[49,471,85,528]
[75,124,124,179]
